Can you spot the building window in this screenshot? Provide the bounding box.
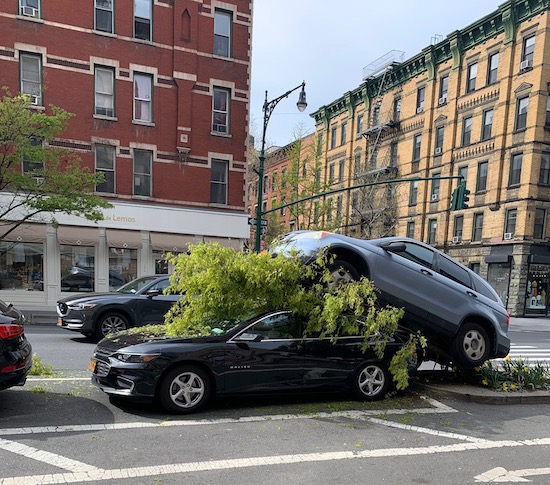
[108,248,137,289]
[133,73,152,122]
[60,246,96,292]
[431,173,440,201]
[133,149,152,196]
[134,0,152,41]
[472,213,484,241]
[469,262,481,275]
[328,163,335,184]
[487,52,499,85]
[540,152,550,185]
[372,106,380,127]
[341,122,347,146]
[354,149,362,177]
[522,34,535,64]
[0,241,43,291]
[94,66,115,117]
[330,126,337,149]
[336,196,343,220]
[435,126,444,153]
[453,215,464,240]
[546,96,550,128]
[210,159,227,204]
[515,97,529,131]
[509,153,522,187]
[393,98,401,120]
[390,142,398,167]
[409,180,418,206]
[20,53,42,106]
[356,113,363,135]
[214,9,232,57]
[476,161,488,192]
[481,109,493,140]
[406,221,415,239]
[212,88,230,134]
[338,159,345,182]
[95,144,115,193]
[458,166,468,191]
[439,75,449,103]
[95,0,113,33]
[428,219,437,245]
[416,87,425,113]
[19,0,40,18]
[413,133,422,161]
[534,208,546,239]
[466,62,477,93]
[505,208,517,237]
[22,137,44,174]
[462,116,472,146]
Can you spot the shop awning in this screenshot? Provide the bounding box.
[57,226,99,246]
[0,223,47,242]
[203,236,242,251]
[105,229,142,249]
[150,233,194,253]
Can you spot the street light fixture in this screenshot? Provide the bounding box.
[254,81,307,252]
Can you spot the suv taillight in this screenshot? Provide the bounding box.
[0,324,24,339]
[506,311,510,327]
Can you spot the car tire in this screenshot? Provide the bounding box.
[95,312,129,341]
[159,365,211,414]
[452,322,490,369]
[328,259,360,286]
[352,361,391,401]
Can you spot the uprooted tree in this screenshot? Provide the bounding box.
[0,90,112,239]
[159,242,423,391]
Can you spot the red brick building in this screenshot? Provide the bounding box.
[0,1,251,318]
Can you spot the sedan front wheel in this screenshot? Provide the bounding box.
[159,365,211,414]
[95,312,129,341]
[352,361,391,401]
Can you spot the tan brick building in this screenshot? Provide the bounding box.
[268,0,550,317]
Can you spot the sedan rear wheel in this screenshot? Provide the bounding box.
[352,361,391,401]
[95,313,129,341]
[159,365,211,414]
[452,322,490,369]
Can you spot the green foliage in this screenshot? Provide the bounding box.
[0,90,112,238]
[164,242,419,389]
[29,354,55,377]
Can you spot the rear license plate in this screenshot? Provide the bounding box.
[89,360,96,373]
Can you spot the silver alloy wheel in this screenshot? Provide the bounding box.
[357,364,386,397]
[99,314,127,336]
[168,370,206,409]
[462,328,486,361]
[330,267,355,284]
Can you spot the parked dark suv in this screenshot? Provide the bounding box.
[57,275,182,341]
[270,231,510,369]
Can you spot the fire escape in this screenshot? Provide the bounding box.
[351,51,403,239]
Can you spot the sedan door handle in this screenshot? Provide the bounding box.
[466,291,478,298]
[420,269,433,276]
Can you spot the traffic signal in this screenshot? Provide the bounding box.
[460,186,470,209]
[450,185,471,210]
[450,186,460,211]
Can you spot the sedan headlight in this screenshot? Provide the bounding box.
[113,353,160,363]
[68,302,97,310]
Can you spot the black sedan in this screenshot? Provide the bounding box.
[57,275,183,341]
[0,300,32,391]
[91,310,418,414]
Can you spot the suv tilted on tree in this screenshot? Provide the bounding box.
[270,231,510,369]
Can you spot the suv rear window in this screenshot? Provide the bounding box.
[437,256,472,289]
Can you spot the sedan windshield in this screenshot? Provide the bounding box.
[116,276,161,294]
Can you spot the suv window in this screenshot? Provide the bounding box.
[150,278,170,292]
[437,256,472,289]
[473,278,499,302]
[397,243,434,269]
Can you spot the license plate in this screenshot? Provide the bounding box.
[57,318,62,327]
[89,360,96,373]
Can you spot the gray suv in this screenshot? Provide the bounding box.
[270,231,510,369]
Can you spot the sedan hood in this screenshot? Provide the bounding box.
[97,331,200,353]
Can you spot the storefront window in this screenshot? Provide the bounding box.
[153,250,168,274]
[60,245,95,292]
[487,262,511,307]
[109,248,137,289]
[0,241,43,291]
[525,264,550,315]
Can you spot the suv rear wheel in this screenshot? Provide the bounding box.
[452,322,490,369]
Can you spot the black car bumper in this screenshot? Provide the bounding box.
[0,341,32,391]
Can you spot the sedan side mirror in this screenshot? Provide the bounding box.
[145,289,161,298]
[380,241,406,253]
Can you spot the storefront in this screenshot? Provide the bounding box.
[0,200,248,317]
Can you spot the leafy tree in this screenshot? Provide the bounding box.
[0,91,112,239]
[163,242,423,390]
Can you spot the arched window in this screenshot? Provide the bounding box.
[181,9,191,41]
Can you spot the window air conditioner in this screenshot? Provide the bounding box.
[30,95,39,105]
[452,236,461,243]
[416,106,424,114]
[21,6,37,17]
[520,59,532,71]
[434,147,442,155]
[34,177,45,185]
[503,232,513,240]
[438,96,447,105]
[431,193,439,202]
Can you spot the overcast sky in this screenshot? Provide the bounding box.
[250,0,505,148]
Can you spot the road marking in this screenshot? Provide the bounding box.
[475,466,550,482]
[3,438,550,485]
[26,378,90,382]
[0,396,457,437]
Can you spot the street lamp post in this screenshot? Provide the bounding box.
[254,81,307,252]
